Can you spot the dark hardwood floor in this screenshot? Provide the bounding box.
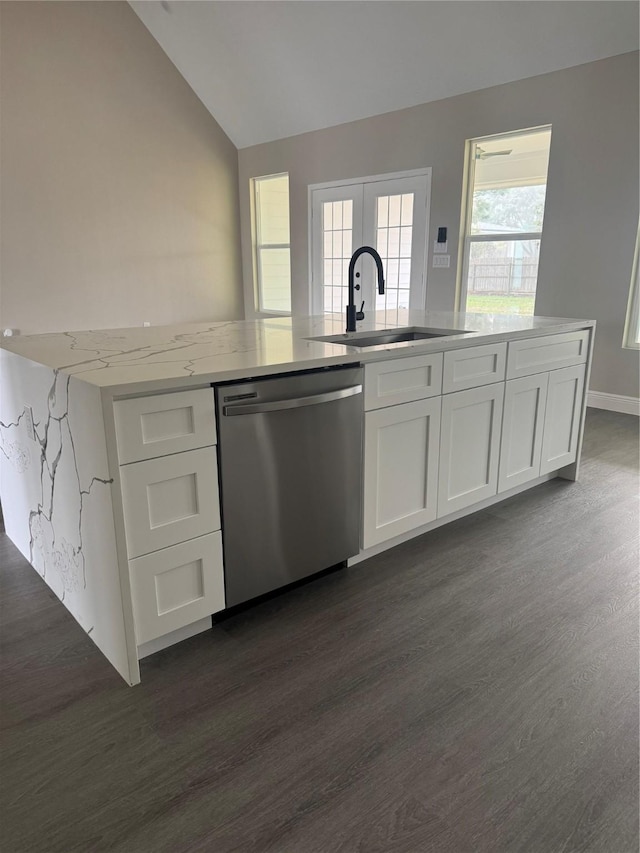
[1,408,638,853]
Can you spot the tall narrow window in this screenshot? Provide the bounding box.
[253,173,291,313]
[459,127,552,315]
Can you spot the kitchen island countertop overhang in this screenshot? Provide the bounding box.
[0,311,594,395]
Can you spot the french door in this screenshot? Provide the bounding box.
[310,170,431,325]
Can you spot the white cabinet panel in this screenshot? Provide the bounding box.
[114,388,216,464]
[443,343,506,393]
[363,397,441,547]
[130,532,225,644]
[438,382,504,517]
[498,373,548,493]
[364,353,443,410]
[507,331,589,380]
[120,447,220,558]
[540,365,586,475]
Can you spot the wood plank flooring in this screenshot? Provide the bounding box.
[1,408,638,853]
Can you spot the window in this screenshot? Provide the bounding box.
[459,127,552,315]
[252,173,291,313]
[623,224,640,349]
[310,170,430,325]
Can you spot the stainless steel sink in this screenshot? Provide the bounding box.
[307,326,472,348]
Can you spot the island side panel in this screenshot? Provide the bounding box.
[0,349,137,684]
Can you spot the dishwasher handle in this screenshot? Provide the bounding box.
[223,384,362,416]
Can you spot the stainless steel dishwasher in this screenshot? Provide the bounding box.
[215,366,363,607]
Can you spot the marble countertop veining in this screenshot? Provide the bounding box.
[0,312,594,393]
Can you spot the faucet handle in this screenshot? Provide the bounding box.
[356,301,365,321]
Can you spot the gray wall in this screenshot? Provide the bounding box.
[239,52,639,399]
[1,2,244,335]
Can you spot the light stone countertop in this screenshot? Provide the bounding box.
[0,311,594,394]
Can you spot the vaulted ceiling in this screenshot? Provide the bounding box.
[130,1,639,149]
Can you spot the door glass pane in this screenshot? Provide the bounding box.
[375,193,414,325]
[465,239,540,315]
[322,200,353,314]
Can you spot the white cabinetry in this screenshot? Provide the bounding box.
[498,373,548,493]
[113,387,224,653]
[438,382,505,517]
[443,343,506,393]
[129,532,225,645]
[540,365,586,475]
[119,446,220,559]
[506,331,589,380]
[499,335,588,488]
[360,328,591,555]
[363,397,441,548]
[362,354,443,548]
[364,353,443,410]
[114,388,216,463]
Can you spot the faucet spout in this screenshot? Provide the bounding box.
[346,246,385,333]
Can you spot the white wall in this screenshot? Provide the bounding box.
[239,52,639,399]
[0,1,244,335]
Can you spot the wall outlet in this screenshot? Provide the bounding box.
[3,328,19,337]
[143,321,151,327]
[23,405,35,441]
[432,255,451,268]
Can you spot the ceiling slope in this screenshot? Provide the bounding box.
[130,1,639,149]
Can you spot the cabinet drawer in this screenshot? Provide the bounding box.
[506,331,589,380]
[120,447,220,559]
[130,532,225,645]
[364,353,443,410]
[442,343,506,393]
[114,388,216,464]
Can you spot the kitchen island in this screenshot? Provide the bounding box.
[0,312,594,684]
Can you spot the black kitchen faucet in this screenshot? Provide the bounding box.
[346,246,385,332]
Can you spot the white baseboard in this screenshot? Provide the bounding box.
[587,391,640,416]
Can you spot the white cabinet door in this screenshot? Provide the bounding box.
[363,397,441,548]
[540,365,586,475]
[438,382,504,517]
[498,373,548,493]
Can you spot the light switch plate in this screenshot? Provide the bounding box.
[433,240,448,254]
[432,255,450,268]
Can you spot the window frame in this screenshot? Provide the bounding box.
[622,223,640,350]
[456,126,552,314]
[251,172,291,316]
